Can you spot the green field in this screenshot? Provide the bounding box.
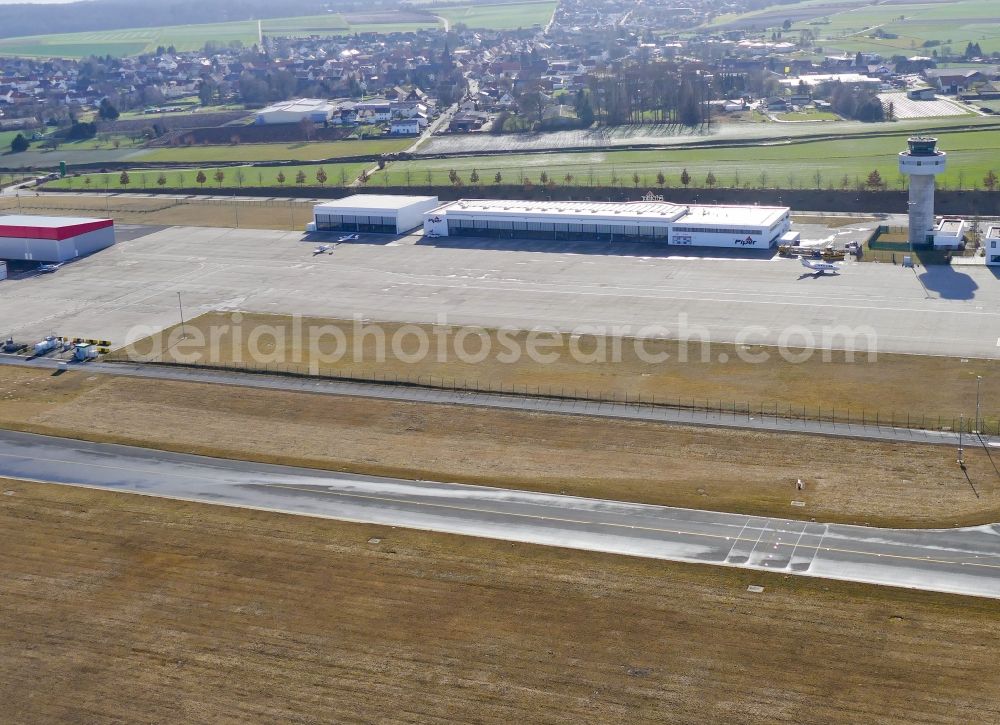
[379,128,1000,190]
[138,138,411,163]
[0,13,439,58]
[718,0,1000,56]
[435,1,556,29]
[773,108,842,122]
[0,1,555,59]
[47,162,370,190]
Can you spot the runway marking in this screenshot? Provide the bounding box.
[5,447,1000,573]
[786,521,813,566]
[745,517,771,564]
[259,483,1000,573]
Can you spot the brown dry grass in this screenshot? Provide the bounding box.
[1,477,999,724]
[2,366,997,528]
[123,312,1000,431]
[0,194,314,230]
[791,214,878,228]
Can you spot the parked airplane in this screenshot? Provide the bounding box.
[38,263,63,274]
[312,245,332,256]
[800,257,841,275]
[337,233,360,242]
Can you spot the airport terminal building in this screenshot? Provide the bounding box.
[421,198,791,248]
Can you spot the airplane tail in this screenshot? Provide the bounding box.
[800,257,813,268]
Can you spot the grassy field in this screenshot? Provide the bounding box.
[381,128,1000,189]
[435,0,556,29]
[0,195,320,231]
[123,312,1000,434]
[0,13,440,58]
[708,0,1000,57]
[0,1,554,59]
[773,108,842,122]
[136,138,411,163]
[785,0,1000,55]
[4,477,1000,723]
[1,365,997,527]
[48,162,368,191]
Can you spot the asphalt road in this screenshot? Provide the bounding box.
[3,429,999,599]
[0,353,984,447]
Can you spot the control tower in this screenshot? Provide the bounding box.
[898,136,947,247]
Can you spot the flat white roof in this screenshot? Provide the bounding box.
[679,205,787,228]
[258,98,334,115]
[986,225,1000,239]
[0,214,111,227]
[434,199,787,228]
[439,198,688,221]
[315,194,438,213]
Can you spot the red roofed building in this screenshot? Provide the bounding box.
[0,215,115,262]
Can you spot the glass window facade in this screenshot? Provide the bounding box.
[315,213,397,234]
[447,216,669,242]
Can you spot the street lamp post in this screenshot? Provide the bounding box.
[976,375,983,434]
[958,413,965,466]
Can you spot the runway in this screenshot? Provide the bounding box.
[2,430,999,599]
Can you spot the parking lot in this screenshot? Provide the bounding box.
[1,220,998,357]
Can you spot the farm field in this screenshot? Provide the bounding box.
[0,195,320,231]
[785,0,1000,56]
[772,108,842,122]
[417,114,1000,155]
[0,13,439,59]
[435,1,556,29]
[138,138,411,163]
[383,127,1000,189]
[877,92,973,120]
[0,137,409,169]
[5,476,1000,724]
[47,162,368,191]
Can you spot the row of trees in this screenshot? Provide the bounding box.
[67,167,1000,193]
[90,166,353,189]
[381,167,1000,192]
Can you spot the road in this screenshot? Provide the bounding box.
[2,429,999,599]
[0,353,986,447]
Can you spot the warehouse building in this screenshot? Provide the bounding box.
[0,215,115,262]
[312,194,440,234]
[255,98,336,125]
[421,198,791,248]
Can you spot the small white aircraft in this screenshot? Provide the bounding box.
[312,244,332,256]
[800,257,841,275]
[38,263,63,274]
[337,233,360,242]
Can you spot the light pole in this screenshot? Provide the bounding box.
[976,375,983,434]
[958,413,965,466]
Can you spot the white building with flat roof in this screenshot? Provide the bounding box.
[422,198,790,248]
[985,226,1000,266]
[0,215,115,262]
[932,217,966,250]
[313,194,440,234]
[256,98,336,125]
